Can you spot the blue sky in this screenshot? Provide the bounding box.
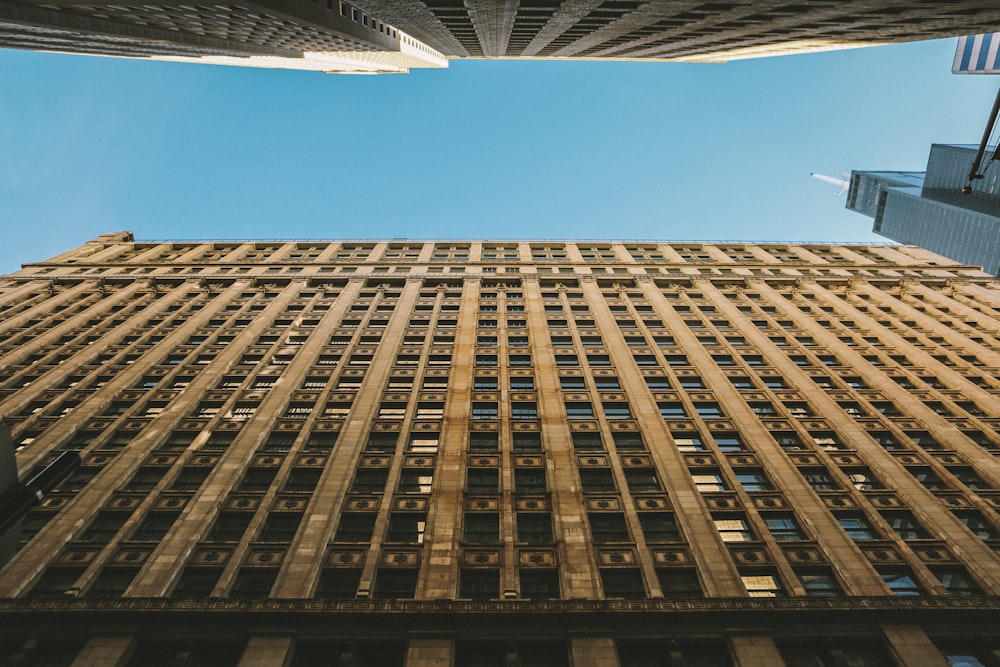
[0,37,997,273]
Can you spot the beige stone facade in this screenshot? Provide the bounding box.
[1,234,1000,665]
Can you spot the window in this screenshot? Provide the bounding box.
[517,514,553,544]
[352,469,388,494]
[600,569,645,599]
[386,514,426,543]
[625,469,660,493]
[474,376,498,390]
[658,402,686,418]
[508,402,537,419]
[520,570,560,600]
[599,402,630,419]
[741,572,783,597]
[953,510,998,539]
[694,402,723,418]
[580,469,617,494]
[656,569,702,598]
[572,432,603,451]
[638,513,680,542]
[398,469,434,494]
[514,469,547,494]
[837,515,877,540]
[409,434,439,453]
[367,434,397,452]
[932,568,981,596]
[911,468,948,491]
[239,467,277,492]
[316,569,361,599]
[513,433,543,453]
[611,432,643,451]
[207,512,253,542]
[230,569,278,598]
[588,513,630,543]
[469,432,499,453]
[880,570,922,596]
[715,516,753,542]
[797,570,841,597]
[415,402,444,418]
[802,469,838,491]
[764,514,805,541]
[644,377,671,390]
[714,434,744,452]
[79,512,131,543]
[736,471,772,492]
[258,513,302,542]
[813,434,844,450]
[693,473,726,493]
[510,377,535,390]
[730,376,754,389]
[132,512,180,541]
[463,513,499,544]
[459,570,500,601]
[845,468,881,491]
[28,567,85,599]
[674,434,704,452]
[949,467,989,490]
[171,567,221,599]
[333,514,376,542]
[373,569,418,599]
[472,402,498,419]
[466,468,498,493]
[565,402,594,418]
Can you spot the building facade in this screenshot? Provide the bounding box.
[0,0,448,74]
[847,144,1000,277]
[2,235,1000,666]
[5,0,1000,71]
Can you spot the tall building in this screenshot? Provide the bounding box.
[847,143,1000,276]
[0,0,448,73]
[4,0,1000,71]
[3,234,1000,666]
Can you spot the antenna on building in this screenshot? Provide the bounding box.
[965,85,1000,194]
[811,172,850,196]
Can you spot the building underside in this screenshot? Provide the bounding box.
[3,0,1000,72]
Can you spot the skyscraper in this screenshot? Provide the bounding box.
[847,143,1000,276]
[2,234,1000,666]
[0,0,448,73]
[4,0,1000,72]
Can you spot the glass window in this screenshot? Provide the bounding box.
[463,513,499,545]
[932,568,981,596]
[638,513,680,542]
[838,515,877,540]
[880,511,928,540]
[764,514,804,541]
[588,513,630,543]
[714,517,752,542]
[880,570,922,596]
[798,570,841,597]
[693,473,726,493]
[741,573,782,597]
[516,513,553,544]
[736,471,772,492]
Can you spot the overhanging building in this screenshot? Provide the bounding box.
[4,0,1000,72]
[847,144,1000,276]
[2,235,1000,666]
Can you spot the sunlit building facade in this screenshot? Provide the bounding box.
[2,234,1000,666]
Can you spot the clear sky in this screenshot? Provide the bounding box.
[0,37,998,273]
